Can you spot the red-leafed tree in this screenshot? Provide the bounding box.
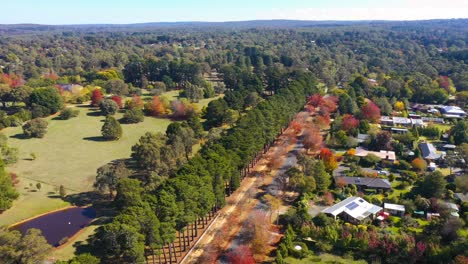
[227,245,255,264]
[307,94,325,108]
[320,148,338,173]
[91,89,103,106]
[341,114,359,132]
[303,128,322,153]
[323,192,335,206]
[111,95,123,108]
[361,101,381,123]
[290,121,303,135]
[438,76,450,90]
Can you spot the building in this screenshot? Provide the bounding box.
[380,116,424,127]
[322,197,383,224]
[445,202,459,218]
[384,203,405,217]
[355,147,396,161]
[335,176,392,191]
[357,133,370,144]
[419,142,441,160]
[454,193,468,203]
[441,106,466,118]
[391,127,409,134]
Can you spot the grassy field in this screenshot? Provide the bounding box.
[3,107,172,193]
[0,107,172,226]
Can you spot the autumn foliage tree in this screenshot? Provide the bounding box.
[341,114,359,132]
[303,128,322,153]
[111,95,123,108]
[361,100,381,123]
[290,121,303,135]
[126,95,144,109]
[146,96,166,116]
[412,158,427,173]
[320,148,338,173]
[91,89,104,106]
[227,245,255,264]
[306,94,325,108]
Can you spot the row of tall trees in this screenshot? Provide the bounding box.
[89,72,318,263]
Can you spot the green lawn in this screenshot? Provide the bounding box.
[3,107,172,193]
[285,253,367,264]
[0,106,172,226]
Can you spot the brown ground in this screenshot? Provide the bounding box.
[182,126,301,264]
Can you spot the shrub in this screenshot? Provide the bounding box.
[59,108,80,120]
[122,108,144,124]
[360,153,380,167]
[290,242,309,258]
[99,99,119,115]
[101,116,122,140]
[22,118,48,138]
[13,109,32,122]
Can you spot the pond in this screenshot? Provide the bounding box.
[13,207,96,247]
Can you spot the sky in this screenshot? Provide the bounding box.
[1,0,468,25]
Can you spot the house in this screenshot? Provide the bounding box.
[384,203,405,217]
[380,116,412,127]
[357,133,370,144]
[422,117,445,124]
[441,106,466,118]
[391,127,409,134]
[336,176,392,191]
[445,202,459,218]
[454,193,468,203]
[411,118,425,127]
[419,142,441,160]
[442,144,456,151]
[322,197,383,224]
[355,147,396,161]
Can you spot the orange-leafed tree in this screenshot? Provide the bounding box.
[91,88,103,106]
[335,177,347,189]
[361,101,381,123]
[146,96,166,116]
[227,245,255,264]
[411,158,427,173]
[290,121,303,135]
[127,95,144,109]
[320,148,338,173]
[315,115,331,129]
[303,128,322,153]
[322,96,338,113]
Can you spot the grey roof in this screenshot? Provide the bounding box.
[454,193,468,202]
[336,176,392,189]
[357,133,369,143]
[322,196,382,220]
[420,142,441,160]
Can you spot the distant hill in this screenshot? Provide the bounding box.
[0,19,467,34]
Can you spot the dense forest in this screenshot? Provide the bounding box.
[0,19,467,264]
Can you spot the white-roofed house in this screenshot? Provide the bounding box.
[384,203,405,217]
[441,106,466,118]
[321,197,382,224]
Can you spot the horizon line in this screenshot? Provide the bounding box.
[1,17,467,26]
